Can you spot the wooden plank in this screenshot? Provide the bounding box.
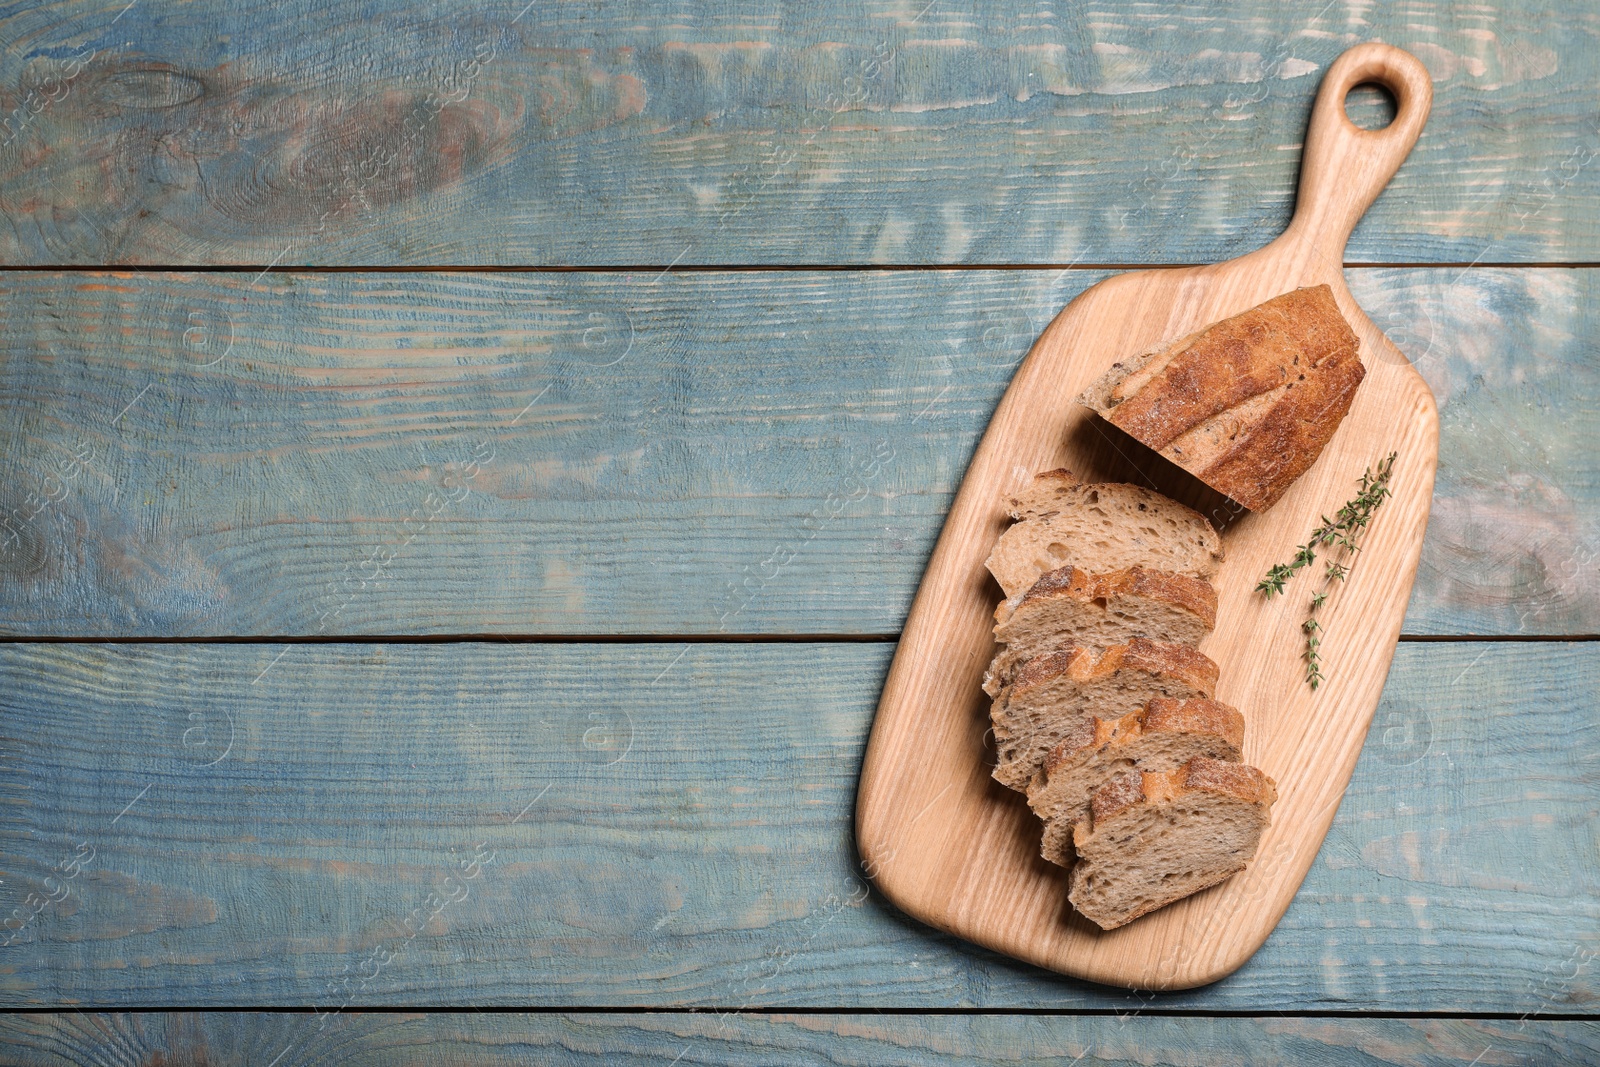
[1,268,1593,637]
[0,0,1595,266]
[1,1012,1596,1065]
[0,641,1594,1010]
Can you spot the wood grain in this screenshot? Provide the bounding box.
[0,0,1592,265]
[860,43,1442,988]
[1,1012,1595,1065]
[0,0,1588,1041]
[1,267,1594,637]
[0,641,1594,1010]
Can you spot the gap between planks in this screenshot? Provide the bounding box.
[1,262,1598,274]
[0,633,1592,645]
[0,1008,1593,1020]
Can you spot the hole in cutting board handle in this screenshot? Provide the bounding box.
[1315,44,1431,146]
[1282,43,1432,257]
[1343,81,1397,131]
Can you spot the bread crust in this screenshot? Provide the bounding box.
[997,564,1218,631]
[1042,708,1128,768]
[986,566,1217,694]
[1004,468,1078,519]
[1027,699,1247,866]
[1084,756,1277,830]
[1106,637,1221,695]
[1005,638,1219,702]
[1071,757,1277,928]
[1038,697,1244,779]
[1139,696,1245,749]
[988,640,1221,793]
[1006,645,1094,694]
[1003,477,1225,568]
[1177,754,1278,808]
[1084,768,1146,825]
[1004,639,1216,713]
[1192,347,1365,510]
[1077,285,1364,511]
[985,475,1227,598]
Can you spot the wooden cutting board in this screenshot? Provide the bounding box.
[856,43,1439,990]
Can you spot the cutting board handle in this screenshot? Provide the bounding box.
[1282,43,1432,265]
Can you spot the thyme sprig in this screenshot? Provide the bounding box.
[1302,616,1324,690]
[1255,452,1397,599]
[1256,452,1400,690]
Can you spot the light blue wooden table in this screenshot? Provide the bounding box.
[0,1,1596,1062]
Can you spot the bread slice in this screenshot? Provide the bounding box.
[1067,757,1277,930]
[1027,698,1245,866]
[985,473,1224,599]
[988,639,1219,792]
[989,564,1217,685]
[1076,285,1364,512]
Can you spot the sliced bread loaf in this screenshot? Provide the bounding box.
[1027,698,1245,866]
[1075,285,1365,512]
[985,473,1224,599]
[1068,756,1277,930]
[989,638,1219,793]
[989,564,1217,685]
